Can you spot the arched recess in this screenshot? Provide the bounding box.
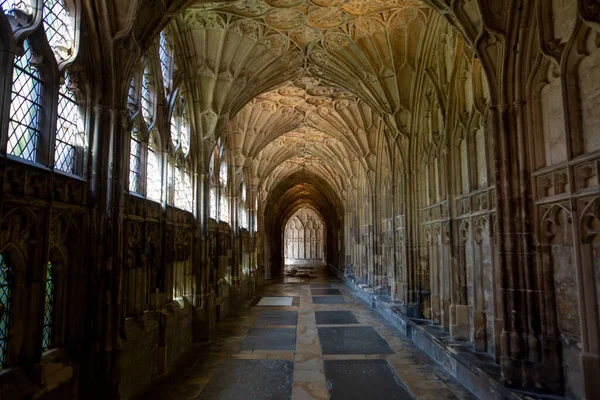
[263,171,344,279]
[284,207,326,264]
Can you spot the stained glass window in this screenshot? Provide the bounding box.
[8,40,41,162]
[55,74,84,174]
[42,262,55,351]
[159,31,172,91]
[43,0,74,61]
[129,126,141,193]
[0,254,11,368]
[141,66,154,127]
[147,135,161,202]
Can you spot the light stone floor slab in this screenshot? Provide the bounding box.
[132,264,476,400]
[258,296,294,306]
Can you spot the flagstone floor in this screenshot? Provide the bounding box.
[133,265,475,400]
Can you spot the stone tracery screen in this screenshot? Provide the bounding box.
[284,209,325,264]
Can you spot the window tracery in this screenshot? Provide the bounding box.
[43,0,75,62]
[4,0,84,175]
[141,64,154,127]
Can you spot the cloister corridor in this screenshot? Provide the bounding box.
[133,264,474,400]
[1,0,599,399]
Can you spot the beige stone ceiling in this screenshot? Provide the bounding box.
[172,0,437,202]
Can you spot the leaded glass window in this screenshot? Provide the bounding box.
[167,158,175,205]
[42,261,55,351]
[1,0,32,15]
[180,106,190,155]
[209,186,217,219]
[55,74,84,173]
[147,135,161,202]
[141,66,154,127]
[0,254,11,368]
[219,189,229,223]
[159,31,172,91]
[8,40,41,162]
[129,126,142,193]
[170,106,179,149]
[174,165,193,212]
[127,76,137,114]
[43,0,74,61]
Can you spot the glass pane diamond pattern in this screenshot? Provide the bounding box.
[141,66,154,126]
[8,40,41,162]
[147,136,161,202]
[42,262,55,351]
[43,0,74,61]
[159,31,172,91]
[55,78,83,173]
[0,254,11,368]
[129,128,141,193]
[1,0,29,15]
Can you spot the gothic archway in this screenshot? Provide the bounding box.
[284,208,325,265]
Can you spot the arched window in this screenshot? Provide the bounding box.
[168,88,193,211]
[141,63,155,128]
[42,261,55,351]
[209,146,218,219]
[5,1,84,174]
[240,182,248,229]
[8,40,42,162]
[43,0,75,61]
[146,134,161,202]
[0,253,12,368]
[170,92,189,154]
[219,158,229,223]
[159,31,173,93]
[55,73,84,174]
[127,40,166,200]
[174,161,193,212]
[128,123,142,193]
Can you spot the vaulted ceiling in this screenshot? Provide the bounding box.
[157,0,458,208]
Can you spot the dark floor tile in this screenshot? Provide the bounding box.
[315,311,359,325]
[254,311,298,326]
[318,326,395,355]
[324,359,412,400]
[310,283,332,288]
[239,328,296,351]
[199,359,294,400]
[311,288,342,296]
[312,296,346,304]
